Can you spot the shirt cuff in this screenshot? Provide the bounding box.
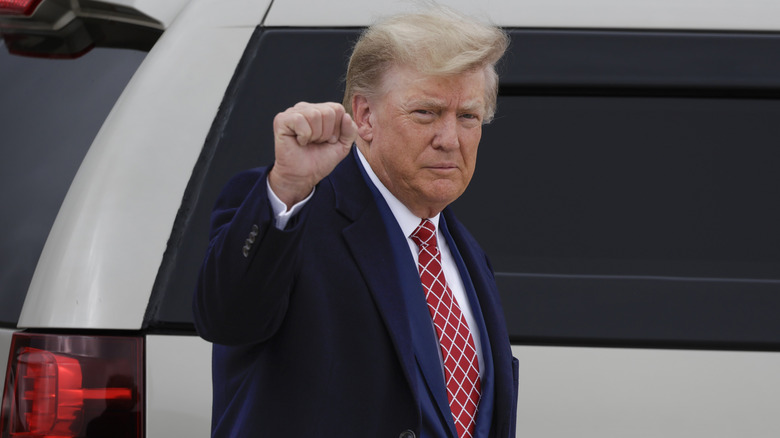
[267,181,315,229]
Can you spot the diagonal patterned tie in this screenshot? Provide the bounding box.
[410,219,481,438]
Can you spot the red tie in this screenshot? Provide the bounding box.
[410,219,481,438]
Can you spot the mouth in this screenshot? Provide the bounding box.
[425,163,458,171]
[425,165,459,176]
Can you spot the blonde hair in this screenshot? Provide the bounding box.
[343,6,509,123]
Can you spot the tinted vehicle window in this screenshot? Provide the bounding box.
[460,95,780,349]
[0,43,146,326]
[460,95,780,280]
[151,29,780,351]
[462,30,780,349]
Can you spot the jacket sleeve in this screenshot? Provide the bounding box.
[192,167,305,346]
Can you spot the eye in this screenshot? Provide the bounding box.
[410,109,436,123]
[459,113,482,124]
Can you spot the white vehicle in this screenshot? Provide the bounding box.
[2,0,780,436]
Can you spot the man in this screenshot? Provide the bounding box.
[194,6,517,438]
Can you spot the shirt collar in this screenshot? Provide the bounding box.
[355,147,440,238]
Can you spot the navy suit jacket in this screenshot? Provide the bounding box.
[194,149,518,437]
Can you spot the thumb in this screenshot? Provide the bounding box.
[339,112,358,146]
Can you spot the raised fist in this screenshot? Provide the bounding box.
[268,102,358,208]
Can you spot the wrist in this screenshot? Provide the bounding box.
[268,168,314,210]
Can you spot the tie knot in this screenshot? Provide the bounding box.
[410,219,437,249]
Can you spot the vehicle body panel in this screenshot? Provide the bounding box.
[0,329,12,399]
[145,335,212,436]
[513,345,780,437]
[264,0,780,31]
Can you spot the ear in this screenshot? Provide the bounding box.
[352,94,374,143]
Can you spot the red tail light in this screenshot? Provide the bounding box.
[0,0,43,16]
[0,333,143,438]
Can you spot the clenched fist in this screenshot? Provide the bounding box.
[268,102,358,208]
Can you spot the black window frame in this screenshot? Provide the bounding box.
[148,27,780,353]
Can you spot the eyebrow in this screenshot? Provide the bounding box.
[406,98,485,114]
[459,101,485,114]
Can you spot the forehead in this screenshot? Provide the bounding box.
[377,65,487,108]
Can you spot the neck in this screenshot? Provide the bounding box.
[355,142,444,219]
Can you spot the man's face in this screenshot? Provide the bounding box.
[359,66,487,218]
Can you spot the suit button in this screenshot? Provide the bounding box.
[242,244,250,258]
[399,430,415,438]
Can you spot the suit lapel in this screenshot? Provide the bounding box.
[331,150,420,410]
[440,215,497,436]
[443,209,516,437]
[342,209,418,381]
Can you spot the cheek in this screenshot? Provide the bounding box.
[462,134,481,165]
[382,148,416,181]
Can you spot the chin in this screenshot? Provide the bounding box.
[423,190,464,210]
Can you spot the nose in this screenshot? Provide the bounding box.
[433,114,459,150]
